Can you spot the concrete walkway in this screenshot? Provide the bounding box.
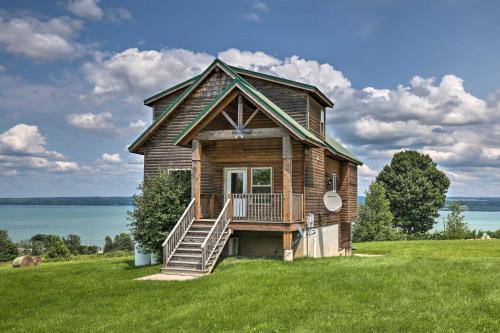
[136,273,201,281]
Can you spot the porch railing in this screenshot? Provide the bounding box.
[201,197,232,271]
[162,197,195,267]
[229,193,304,222]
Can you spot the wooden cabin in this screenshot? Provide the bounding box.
[129,59,362,275]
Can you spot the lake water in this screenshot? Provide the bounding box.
[0,206,499,247]
[0,205,131,247]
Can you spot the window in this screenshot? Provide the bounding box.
[251,167,272,194]
[320,109,325,135]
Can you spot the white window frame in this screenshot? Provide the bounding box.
[320,109,325,135]
[250,167,273,194]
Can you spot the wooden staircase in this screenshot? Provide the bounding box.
[162,198,233,276]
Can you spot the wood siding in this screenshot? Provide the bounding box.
[143,71,233,178]
[243,76,308,128]
[151,89,185,121]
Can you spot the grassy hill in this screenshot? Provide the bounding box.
[1,240,500,332]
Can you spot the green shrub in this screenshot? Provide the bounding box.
[443,202,469,240]
[103,233,134,253]
[46,238,71,259]
[0,230,18,261]
[128,169,191,256]
[353,182,402,242]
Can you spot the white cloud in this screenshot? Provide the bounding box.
[101,153,121,163]
[244,1,269,22]
[106,8,132,23]
[253,1,269,11]
[82,48,213,97]
[128,119,146,129]
[67,0,103,20]
[0,14,84,61]
[55,161,79,172]
[219,48,280,71]
[0,124,78,175]
[67,112,114,130]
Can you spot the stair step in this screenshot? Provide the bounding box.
[169,260,201,266]
[161,267,207,276]
[176,247,202,252]
[181,241,203,246]
[186,230,209,236]
[172,254,202,260]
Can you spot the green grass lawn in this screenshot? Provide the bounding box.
[1,240,500,332]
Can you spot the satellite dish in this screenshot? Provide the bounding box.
[323,191,342,212]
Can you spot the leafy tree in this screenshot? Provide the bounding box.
[0,230,18,261]
[444,202,469,239]
[63,234,82,255]
[112,233,134,251]
[103,236,114,253]
[103,234,134,253]
[128,169,191,256]
[46,238,71,259]
[353,182,400,242]
[80,245,99,255]
[376,150,450,234]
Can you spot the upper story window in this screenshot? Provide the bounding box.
[320,109,325,135]
[251,167,272,194]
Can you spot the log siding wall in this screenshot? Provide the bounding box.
[243,76,308,128]
[143,71,233,177]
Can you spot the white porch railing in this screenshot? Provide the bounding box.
[162,198,195,267]
[229,193,304,222]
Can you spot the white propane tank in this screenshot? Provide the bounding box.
[134,243,151,266]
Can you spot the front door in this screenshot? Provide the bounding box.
[224,168,247,218]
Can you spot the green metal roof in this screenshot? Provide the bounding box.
[143,75,200,106]
[230,65,333,107]
[324,134,363,165]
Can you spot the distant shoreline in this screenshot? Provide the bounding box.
[0,197,133,206]
[1,196,500,211]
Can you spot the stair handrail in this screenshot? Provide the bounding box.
[162,197,196,267]
[200,198,232,271]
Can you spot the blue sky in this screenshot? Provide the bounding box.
[0,0,499,197]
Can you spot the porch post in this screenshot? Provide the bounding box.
[282,134,293,222]
[192,139,202,220]
[282,134,294,261]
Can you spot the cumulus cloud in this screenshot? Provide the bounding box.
[67,0,103,20]
[101,153,121,163]
[128,119,146,129]
[0,14,84,61]
[82,48,213,97]
[67,112,114,130]
[0,124,78,175]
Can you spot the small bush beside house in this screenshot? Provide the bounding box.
[128,169,191,257]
